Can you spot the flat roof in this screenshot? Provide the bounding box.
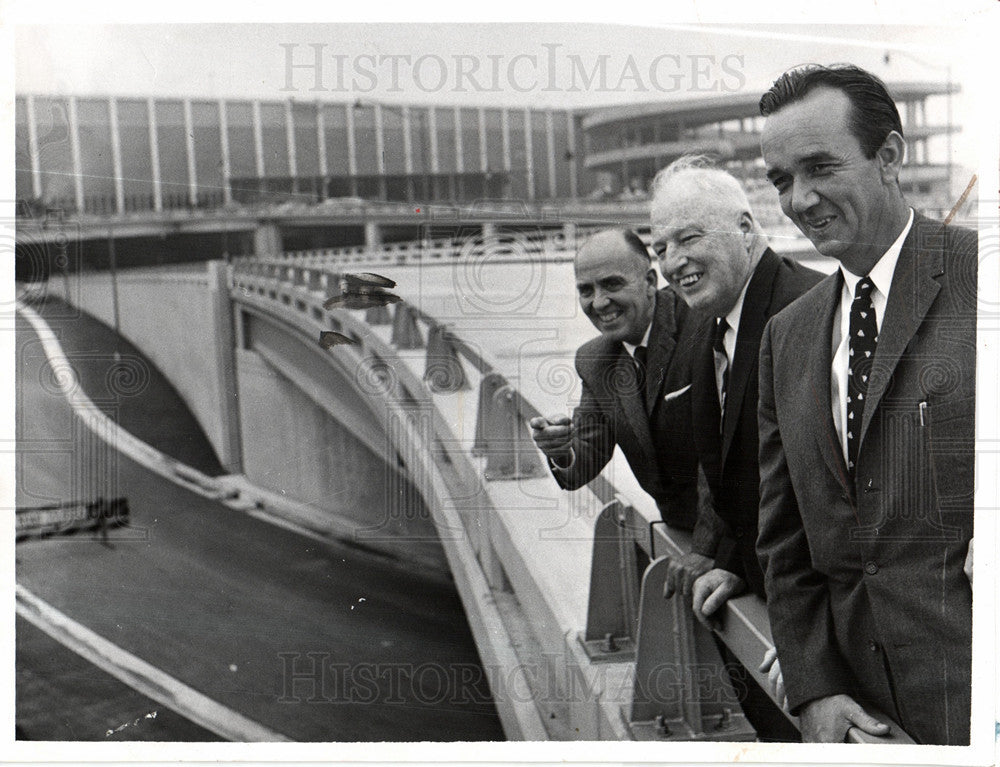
[581,81,960,130]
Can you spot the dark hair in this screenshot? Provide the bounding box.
[759,64,903,159]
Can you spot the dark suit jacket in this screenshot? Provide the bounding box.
[756,214,977,745]
[688,248,822,598]
[553,288,700,530]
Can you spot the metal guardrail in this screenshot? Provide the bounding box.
[229,253,915,744]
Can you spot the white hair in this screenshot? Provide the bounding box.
[651,155,757,228]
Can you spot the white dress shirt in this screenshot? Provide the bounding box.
[623,322,653,362]
[714,277,749,407]
[830,209,914,462]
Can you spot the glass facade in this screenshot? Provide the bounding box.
[76,98,116,213]
[530,109,550,199]
[381,107,406,176]
[155,100,190,209]
[259,102,289,178]
[352,104,378,176]
[116,99,155,211]
[192,101,223,207]
[507,109,528,200]
[31,97,75,209]
[15,94,582,213]
[321,103,350,178]
[292,102,319,176]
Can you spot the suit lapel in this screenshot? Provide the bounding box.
[691,314,721,427]
[859,215,943,448]
[720,249,779,465]
[613,349,658,458]
[644,294,679,415]
[579,337,658,469]
[805,273,852,489]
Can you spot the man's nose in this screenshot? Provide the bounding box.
[659,247,685,277]
[790,180,820,214]
[591,289,611,309]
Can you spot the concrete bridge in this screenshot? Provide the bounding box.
[39,235,915,743]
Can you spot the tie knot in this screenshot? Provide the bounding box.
[712,319,729,354]
[854,277,876,301]
[633,345,648,368]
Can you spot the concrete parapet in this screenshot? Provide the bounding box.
[472,373,544,481]
[390,303,423,349]
[423,324,470,394]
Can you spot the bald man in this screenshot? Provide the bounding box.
[530,228,702,530]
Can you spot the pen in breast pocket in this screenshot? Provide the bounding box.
[919,401,927,427]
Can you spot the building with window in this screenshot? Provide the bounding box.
[14,81,958,218]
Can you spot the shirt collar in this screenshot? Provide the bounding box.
[838,208,914,296]
[623,298,655,357]
[722,275,750,337]
[623,322,653,358]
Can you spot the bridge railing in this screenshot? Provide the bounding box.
[279,228,591,267]
[228,253,913,744]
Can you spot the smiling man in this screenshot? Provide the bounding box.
[529,228,701,530]
[650,157,821,741]
[756,64,977,745]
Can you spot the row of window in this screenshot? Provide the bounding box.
[14,96,583,210]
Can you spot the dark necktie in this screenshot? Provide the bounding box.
[633,345,648,402]
[847,277,878,475]
[712,318,729,415]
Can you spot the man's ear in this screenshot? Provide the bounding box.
[738,212,753,234]
[876,130,906,184]
[646,267,658,290]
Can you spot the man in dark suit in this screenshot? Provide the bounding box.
[529,228,701,531]
[651,156,823,741]
[756,64,977,745]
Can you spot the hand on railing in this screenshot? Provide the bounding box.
[758,647,788,712]
[798,694,891,742]
[662,552,713,600]
[691,568,745,631]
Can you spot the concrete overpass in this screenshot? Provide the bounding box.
[36,237,915,744]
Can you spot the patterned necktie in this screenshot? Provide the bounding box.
[712,318,729,415]
[633,345,648,402]
[847,277,878,475]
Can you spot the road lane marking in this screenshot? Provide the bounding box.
[16,301,305,740]
[16,585,290,742]
[17,301,229,501]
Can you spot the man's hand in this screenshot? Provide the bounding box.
[799,694,891,742]
[964,538,973,586]
[691,568,745,629]
[758,647,788,712]
[663,552,714,600]
[528,415,574,466]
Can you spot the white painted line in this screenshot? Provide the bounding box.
[16,585,290,742]
[15,301,306,740]
[17,300,227,501]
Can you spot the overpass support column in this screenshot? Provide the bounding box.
[365,221,383,250]
[562,222,577,253]
[209,261,243,473]
[254,223,283,256]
